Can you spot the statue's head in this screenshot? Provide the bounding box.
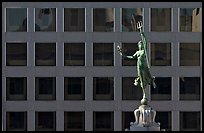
[138,41,143,50]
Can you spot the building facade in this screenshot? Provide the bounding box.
[2,2,202,131]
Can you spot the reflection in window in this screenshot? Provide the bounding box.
[122,8,143,32]
[35,112,56,131]
[93,77,114,100]
[6,43,27,66]
[35,8,56,32]
[151,43,171,66]
[93,43,114,66]
[151,77,171,100]
[93,112,114,131]
[6,77,27,100]
[64,43,85,66]
[64,112,85,131]
[180,112,200,131]
[35,43,56,66]
[122,43,138,66]
[64,77,85,100]
[155,112,171,131]
[93,8,114,32]
[180,43,200,66]
[151,8,171,31]
[122,112,135,131]
[64,8,85,31]
[6,8,27,32]
[180,8,201,32]
[6,112,27,131]
[122,77,142,100]
[180,77,200,100]
[35,77,56,100]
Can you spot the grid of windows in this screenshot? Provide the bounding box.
[2,2,202,131]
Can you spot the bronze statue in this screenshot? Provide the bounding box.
[117,18,156,105]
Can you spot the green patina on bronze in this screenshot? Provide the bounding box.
[117,18,156,105]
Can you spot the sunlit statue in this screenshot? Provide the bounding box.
[117,20,156,105]
[119,17,160,131]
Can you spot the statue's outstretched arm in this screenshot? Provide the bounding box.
[117,45,137,59]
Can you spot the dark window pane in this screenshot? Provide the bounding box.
[180,112,200,131]
[151,43,171,66]
[35,43,56,66]
[35,8,56,32]
[64,43,85,66]
[64,112,85,131]
[122,8,143,32]
[6,77,27,100]
[151,8,171,31]
[6,43,27,66]
[155,111,171,131]
[64,77,85,100]
[6,8,27,32]
[93,43,114,66]
[6,112,27,131]
[93,8,114,32]
[180,8,201,32]
[122,112,135,131]
[180,77,200,100]
[180,43,200,66]
[64,8,85,31]
[93,77,114,100]
[122,77,142,100]
[35,77,56,100]
[93,112,114,131]
[151,77,171,100]
[35,112,56,131]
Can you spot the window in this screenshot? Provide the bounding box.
[64,77,85,100]
[35,43,56,66]
[93,77,114,100]
[122,8,143,32]
[180,112,200,131]
[122,77,142,100]
[35,112,56,131]
[151,77,171,100]
[6,8,27,32]
[180,8,201,32]
[6,42,27,66]
[93,8,114,32]
[6,112,27,131]
[122,43,138,66]
[93,112,114,131]
[122,111,135,131]
[180,43,200,66]
[64,43,85,66]
[35,77,56,100]
[151,43,171,66]
[64,112,85,131]
[6,77,27,100]
[64,8,85,31]
[155,111,171,131]
[35,8,56,32]
[151,8,171,31]
[93,43,114,66]
[180,77,200,100]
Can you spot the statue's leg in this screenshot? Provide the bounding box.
[140,73,146,98]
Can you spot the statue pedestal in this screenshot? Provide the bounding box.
[125,105,160,131]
